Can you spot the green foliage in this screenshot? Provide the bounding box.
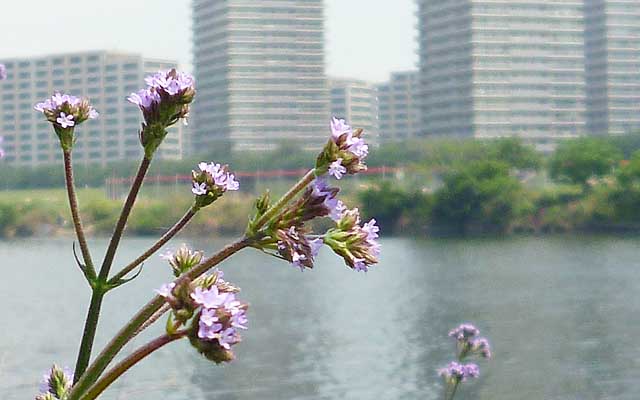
[357,181,433,233]
[549,138,623,186]
[431,161,523,234]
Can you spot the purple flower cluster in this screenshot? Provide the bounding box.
[36,365,73,400]
[34,93,99,127]
[276,226,323,271]
[190,283,248,356]
[0,64,6,81]
[191,162,239,208]
[128,69,196,156]
[318,117,369,179]
[324,208,380,272]
[448,324,480,341]
[312,177,347,221]
[438,361,480,383]
[449,323,491,359]
[0,136,4,159]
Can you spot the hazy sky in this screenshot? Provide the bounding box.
[0,0,417,83]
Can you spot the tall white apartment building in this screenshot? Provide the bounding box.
[329,78,378,138]
[0,51,183,167]
[376,71,421,141]
[417,0,586,140]
[192,0,329,152]
[585,0,640,135]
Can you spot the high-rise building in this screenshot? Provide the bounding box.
[417,1,586,140]
[585,0,640,135]
[329,78,378,138]
[376,71,421,141]
[192,0,328,153]
[0,51,183,167]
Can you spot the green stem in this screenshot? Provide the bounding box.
[79,331,188,400]
[109,206,198,284]
[73,157,152,384]
[447,382,459,400]
[63,150,95,277]
[72,290,105,383]
[99,156,152,281]
[67,238,250,400]
[252,169,316,230]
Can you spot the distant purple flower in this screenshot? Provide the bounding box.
[155,282,176,298]
[309,237,324,258]
[0,64,6,80]
[0,136,4,159]
[471,337,492,358]
[438,361,480,383]
[328,159,347,179]
[449,324,480,341]
[56,112,75,128]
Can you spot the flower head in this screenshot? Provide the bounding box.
[34,92,98,150]
[161,244,204,277]
[471,337,492,359]
[0,136,5,159]
[186,272,249,364]
[449,323,480,341]
[275,226,319,271]
[191,162,239,209]
[324,208,380,272]
[0,64,6,81]
[128,68,196,157]
[438,361,480,384]
[37,365,73,399]
[316,117,369,177]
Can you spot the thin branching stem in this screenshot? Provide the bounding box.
[63,150,95,278]
[80,331,188,400]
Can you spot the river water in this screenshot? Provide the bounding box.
[1,236,639,399]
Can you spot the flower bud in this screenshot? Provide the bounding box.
[37,365,73,399]
[161,244,203,277]
[324,208,380,272]
[34,93,99,151]
[275,226,319,271]
[192,162,239,209]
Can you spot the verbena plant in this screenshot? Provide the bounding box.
[21,68,380,400]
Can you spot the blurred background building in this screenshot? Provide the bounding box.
[376,71,421,141]
[416,0,587,142]
[191,0,329,153]
[329,78,378,141]
[585,0,640,135]
[0,51,184,166]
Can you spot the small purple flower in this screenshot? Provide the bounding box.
[471,337,492,358]
[309,237,324,258]
[0,136,4,159]
[438,361,480,383]
[155,282,176,298]
[192,162,240,208]
[331,117,351,140]
[328,159,347,179]
[362,219,380,242]
[449,324,480,341]
[191,285,235,309]
[0,64,6,81]
[56,112,75,128]
[231,309,249,330]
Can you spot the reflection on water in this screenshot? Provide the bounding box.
[1,236,639,399]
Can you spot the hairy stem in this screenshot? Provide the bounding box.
[72,290,105,383]
[109,207,198,284]
[63,150,95,277]
[80,331,188,400]
[99,156,152,281]
[252,169,316,230]
[67,238,250,400]
[73,157,152,383]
